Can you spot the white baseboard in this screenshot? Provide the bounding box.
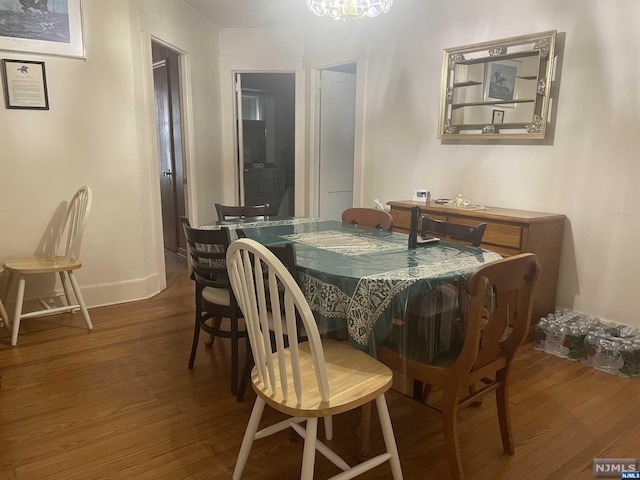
[82,273,164,308]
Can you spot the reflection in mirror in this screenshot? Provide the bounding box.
[438,31,556,140]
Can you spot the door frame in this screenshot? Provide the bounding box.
[229,70,305,215]
[141,32,197,291]
[308,58,368,216]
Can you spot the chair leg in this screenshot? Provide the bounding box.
[323,416,333,441]
[232,397,266,480]
[231,316,239,395]
[496,372,514,454]
[237,337,253,402]
[3,272,16,325]
[58,272,75,311]
[442,389,464,480]
[301,417,318,480]
[421,383,434,404]
[205,317,221,347]
[0,298,8,332]
[413,380,424,401]
[469,383,483,407]
[375,394,403,480]
[188,311,202,369]
[11,275,25,347]
[68,271,92,330]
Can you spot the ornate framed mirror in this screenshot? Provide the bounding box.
[438,30,556,140]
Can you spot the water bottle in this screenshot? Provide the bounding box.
[534,317,548,351]
[618,341,637,377]
[566,324,589,360]
[544,322,570,358]
[593,337,624,375]
[584,332,599,367]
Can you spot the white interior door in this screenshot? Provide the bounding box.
[318,70,356,220]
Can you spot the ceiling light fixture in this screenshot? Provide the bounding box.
[306,0,394,20]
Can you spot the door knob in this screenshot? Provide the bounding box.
[163,171,172,176]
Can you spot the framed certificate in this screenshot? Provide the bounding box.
[2,59,49,110]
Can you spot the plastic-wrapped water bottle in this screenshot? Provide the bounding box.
[593,337,624,375]
[618,341,637,377]
[545,322,571,358]
[583,332,600,367]
[565,324,590,360]
[534,317,549,351]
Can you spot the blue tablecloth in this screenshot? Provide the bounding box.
[204,218,501,354]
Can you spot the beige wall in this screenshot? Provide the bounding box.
[0,0,221,309]
[320,0,640,325]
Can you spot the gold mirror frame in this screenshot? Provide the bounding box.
[438,30,556,140]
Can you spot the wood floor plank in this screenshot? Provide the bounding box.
[1,264,639,479]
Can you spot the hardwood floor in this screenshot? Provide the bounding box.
[1,269,639,479]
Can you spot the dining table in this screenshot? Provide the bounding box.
[203,216,502,456]
[203,216,501,359]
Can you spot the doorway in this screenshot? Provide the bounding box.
[317,63,357,220]
[234,73,296,216]
[152,41,187,256]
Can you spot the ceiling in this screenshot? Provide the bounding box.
[180,0,327,29]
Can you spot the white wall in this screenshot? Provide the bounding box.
[305,0,640,325]
[0,0,221,311]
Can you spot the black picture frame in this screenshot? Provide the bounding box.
[492,109,504,124]
[2,59,49,110]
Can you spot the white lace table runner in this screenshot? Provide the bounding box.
[282,230,403,256]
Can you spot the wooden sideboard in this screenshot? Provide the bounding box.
[387,200,566,324]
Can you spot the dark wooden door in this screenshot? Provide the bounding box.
[152,43,187,255]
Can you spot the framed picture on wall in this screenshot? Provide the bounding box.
[2,59,49,109]
[484,60,520,107]
[0,0,85,58]
[492,109,504,124]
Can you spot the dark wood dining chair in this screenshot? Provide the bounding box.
[236,242,301,402]
[421,215,487,246]
[341,207,394,231]
[378,253,540,480]
[215,203,269,221]
[410,215,488,402]
[182,224,247,396]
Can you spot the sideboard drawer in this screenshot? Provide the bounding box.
[449,216,522,250]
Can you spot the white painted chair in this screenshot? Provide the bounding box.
[3,186,93,346]
[226,238,403,480]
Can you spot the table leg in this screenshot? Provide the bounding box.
[357,402,372,460]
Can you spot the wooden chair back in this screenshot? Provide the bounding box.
[421,215,486,247]
[215,203,269,221]
[61,186,93,263]
[454,253,539,378]
[182,225,232,292]
[226,238,329,404]
[341,208,394,231]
